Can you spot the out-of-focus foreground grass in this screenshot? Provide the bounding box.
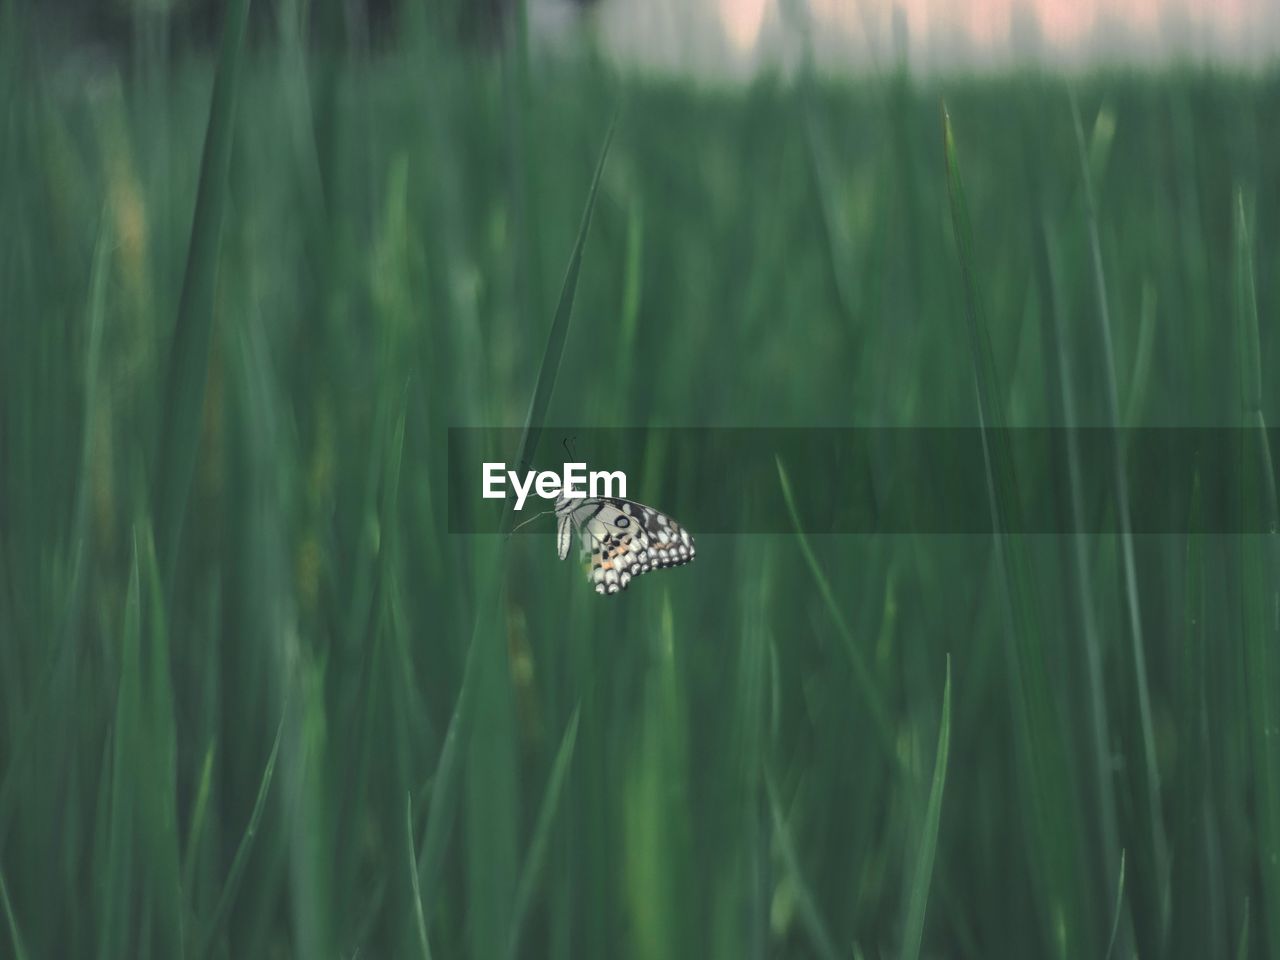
[2,4,1280,957]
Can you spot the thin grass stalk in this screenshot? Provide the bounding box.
[1123,281,1157,430]
[1068,96,1168,939]
[764,771,841,960]
[1103,851,1127,960]
[899,655,952,960]
[775,457,897,764]
[97,539,143,960]
[1034,214,1129,953]
[1233,190,1280,960]
[406,793,433,960]
[465,610,519,959]
[507,119,614,518]
[737,548,772,960]
[501,0,544,342]
[1171,471,1215,958]
[152,0,251,584]
[136,525,182,958]
[336,389,408,919]
[1237,899,1251,960]
[195,710,285,960]
[944,104,1088,957]
[0,867,29,960]
[415,123,614,940]
[0,223,108,859]
[180,742,216,901]
[801,105,858,323]
[505,708,581,960]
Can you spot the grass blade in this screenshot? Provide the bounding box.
[765,771,841,960]
[1123,280,1157,430]
[1103,850,1127,960]
[0,220,109,857]
[464,573,520,959]
[135,524,183,958]
[0,867,28,960]
[196,708,284,960]
[1236,898,1251,960]
[1233,189,1280,960]
[98,538,143,960]
[1068,93,1167,947]
[1026,160,1128,951]
[801,106,857,321]
[152,0,252,581]
[180,741,216,902]
[899,655,952,960]
[406,793,433,960]
[505,119,615,529]
[775,456,896,763]
[416,120,615,940]
[415,645,471,917]
[462,117,615,958]
[506,708,581,960]
[944,103,1087,957]
[1171,468,1215,956]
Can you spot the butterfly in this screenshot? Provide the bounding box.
[553,496,695,595]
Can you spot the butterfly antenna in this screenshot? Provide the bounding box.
[507,506,556,538]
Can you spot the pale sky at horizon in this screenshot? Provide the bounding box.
[543,0,1280,74]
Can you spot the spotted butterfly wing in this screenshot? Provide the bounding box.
[558,497,695,595]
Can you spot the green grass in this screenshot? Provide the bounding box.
[899,654,950,960]
[2,8,1280,956]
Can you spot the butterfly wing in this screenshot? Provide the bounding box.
[566,498,695,595]
[557,513,573,560]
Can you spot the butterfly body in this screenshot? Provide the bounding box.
[553,496,695,595]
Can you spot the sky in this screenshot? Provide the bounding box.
[537,0,1280,74]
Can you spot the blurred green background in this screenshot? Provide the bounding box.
[2,0,1280,957]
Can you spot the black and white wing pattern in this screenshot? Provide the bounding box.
[559,498,695,595]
